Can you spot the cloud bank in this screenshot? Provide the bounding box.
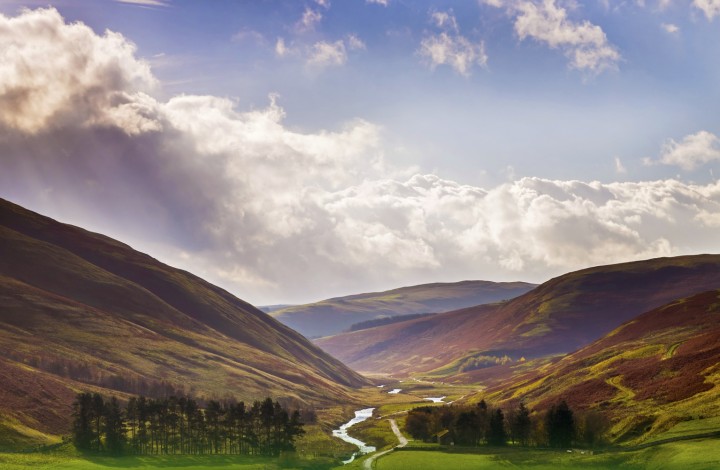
[2,8,719,303]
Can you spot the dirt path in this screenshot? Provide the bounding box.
[363,419,407,470]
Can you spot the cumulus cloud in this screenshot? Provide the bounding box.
[3,8,720,303]
[418,10,487,76]
[645,131,720,170]
[0,7,157,134]
[484,0,620,73]
[693,0,720,19]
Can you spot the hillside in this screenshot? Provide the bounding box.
[271,280,536,338]
[477,289,720,443]
[315,255,720,376]
[0,198,368,449]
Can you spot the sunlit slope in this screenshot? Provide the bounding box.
[479,289,720,443]
[271,280,535,338]
[315,255,720,375]
[0,198,368,448]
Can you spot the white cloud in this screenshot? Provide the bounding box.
[431,11,459,32]
[485,0,620,73]
[275,37,291,57]
[116,0,169,6]
[661,22,680,34]
[693,0,720,19]
[346,34,367,51]
[419,11,487,76]
[307,40,347,67]
[648,131,720,170]
[615,156,627,174]
[296,7,323,32]
[0,7,157,134]
[3,8,720,303]
[366,0,389,5]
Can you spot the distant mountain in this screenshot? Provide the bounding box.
[315,255,720,376]
[0,198,368,449]
[270,281,536,338]
[258,304,295,314]
[478,289,720,443]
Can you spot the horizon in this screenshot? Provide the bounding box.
[1,1,719,304]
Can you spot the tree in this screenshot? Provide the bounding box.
[511,402,532,447]
[578,411,610,448]
[72,393,94,451]
[453,411,480,446]
[487,409,507,446]
[405,410,432,441]
[104,397,126,455]
[546,401,574,448]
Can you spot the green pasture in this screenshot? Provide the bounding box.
[373,438,720,469]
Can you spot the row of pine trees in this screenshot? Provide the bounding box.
[72,393,305,456]
[405,400,609,449]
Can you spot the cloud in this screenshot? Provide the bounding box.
[296,7,323,32]
[484,0,620,73]
[693,0,720,19]
[346,34,367,51]
[0,7,157,134]
[307,40,347,67]
[116,0,170,6]
[418,10,487,76]
[366,0,389,5]
[3,8,720,304]
[661,22,680,34]
[646,131,720,170]
[614,156,627,174]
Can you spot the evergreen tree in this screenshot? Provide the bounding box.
[104,397,126,455]
[72,393,94,451]
[487,409,507,446]
[511,402,532,447]
[547,400,574,448]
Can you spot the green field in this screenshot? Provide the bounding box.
[0,453,282,470]
[373,439,720,469]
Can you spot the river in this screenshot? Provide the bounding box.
[332,408,377,464]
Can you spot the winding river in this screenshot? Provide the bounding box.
[332,408,377,464]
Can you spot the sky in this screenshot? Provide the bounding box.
[1,0,719,305]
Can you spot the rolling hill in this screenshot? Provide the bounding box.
[270,280,536,338]
[476,289,720,443]
[314,255,720,376]
[0,198,369,449]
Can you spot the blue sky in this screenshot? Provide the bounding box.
[1,1,719,303]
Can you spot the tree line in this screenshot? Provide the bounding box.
[405,400,609,449]
[72,393,305,456]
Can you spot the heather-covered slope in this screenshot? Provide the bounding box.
[478,289,720,442]
[315,255,720,375]
[0,198,368,448]
[271,280,536,338]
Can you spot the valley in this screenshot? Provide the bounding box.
[1,199,719,469]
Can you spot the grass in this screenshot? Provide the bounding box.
[372,438,720,470]
[0,452,282,470]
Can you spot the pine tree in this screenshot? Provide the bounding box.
[72,393,94,451]
[511,402,532,447]
[547,400,574,448]
[487,409,507,446]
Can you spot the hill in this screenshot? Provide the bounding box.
[315,255,720,376]
[0,198,368,449]
[477,289,720,443]
[270,280,536,338]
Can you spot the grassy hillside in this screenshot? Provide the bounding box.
[315,255,720,376]
[476,289,720,443]
[271,281,536,338]
[0,198,369,449]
